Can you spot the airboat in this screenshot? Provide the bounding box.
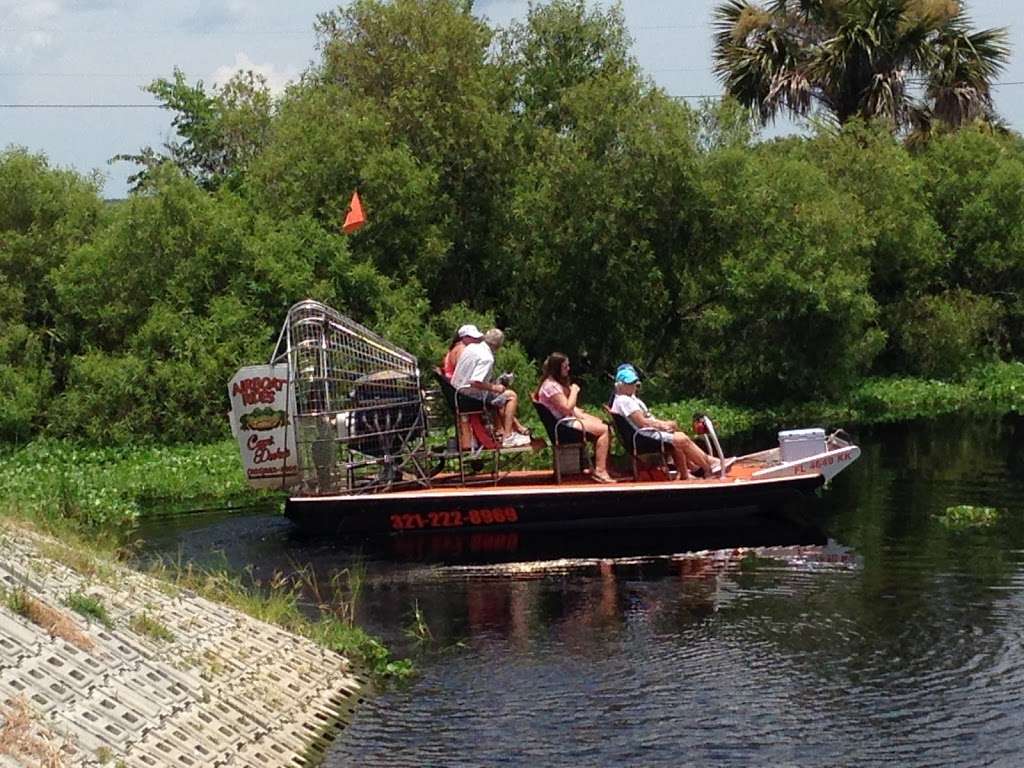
[227,300,860,535]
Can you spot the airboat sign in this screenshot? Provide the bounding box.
[228,364,299,489]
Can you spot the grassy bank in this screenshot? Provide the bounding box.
[0,444,414,683]
[0,516,414,683]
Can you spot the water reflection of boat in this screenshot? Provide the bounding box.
[293,506,830,566]
[228,301,860,537]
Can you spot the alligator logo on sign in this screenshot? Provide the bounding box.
[239,407,289,431]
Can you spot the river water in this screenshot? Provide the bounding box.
[137,415,1024,767]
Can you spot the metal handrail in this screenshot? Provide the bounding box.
[696,415,727,478]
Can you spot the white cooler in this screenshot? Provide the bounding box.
[778,428,826,462]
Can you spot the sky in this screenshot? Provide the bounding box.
[1,0,1022,199]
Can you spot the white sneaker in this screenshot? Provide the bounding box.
[502,432,530,448]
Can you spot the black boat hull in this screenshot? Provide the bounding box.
[285,474,825,536]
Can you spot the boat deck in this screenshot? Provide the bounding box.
[429,461,766,490]
[300,457,797,504]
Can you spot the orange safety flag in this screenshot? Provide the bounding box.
[342,190,366,234]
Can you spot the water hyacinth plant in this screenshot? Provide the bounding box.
[938,505,1001,530]
[0,439,271,533]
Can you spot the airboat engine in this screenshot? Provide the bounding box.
[228,300,430,494]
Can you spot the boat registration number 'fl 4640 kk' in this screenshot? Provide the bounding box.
[390,506,519,531]
[793,449,858,474]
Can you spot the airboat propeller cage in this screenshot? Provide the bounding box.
[228,300,431,494]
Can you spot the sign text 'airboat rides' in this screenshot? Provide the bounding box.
[228,301,860,535]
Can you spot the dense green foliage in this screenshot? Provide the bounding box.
[2,0,1024,447]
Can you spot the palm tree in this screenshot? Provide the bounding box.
[712,0,1010,131]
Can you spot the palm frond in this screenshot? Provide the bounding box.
[712,0,816,123]
[925,20,1009,126]
[710,0,1011,131]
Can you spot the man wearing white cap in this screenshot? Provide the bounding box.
[442,324,483,379]
[451,327,530,448]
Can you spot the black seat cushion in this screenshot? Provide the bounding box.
[433,367,485,414]
[532,399,586,446]
[610,412,665,455]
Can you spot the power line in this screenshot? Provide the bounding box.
[0,27,312,36]
[0,103,162,108]
[0,72,161,79]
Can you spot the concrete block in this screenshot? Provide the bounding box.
[37,647,105,692]
[50,700,137,757]
[0,613,42,665]
[0,658,77,710]
[94,675,173,723]
[113,660,192,710]
[161,703,244,758]
[133,723,231,768]
[79,687,152,737]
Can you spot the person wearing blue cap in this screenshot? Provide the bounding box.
[611,364,730,479]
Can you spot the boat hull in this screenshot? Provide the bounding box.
[285,473,826,536]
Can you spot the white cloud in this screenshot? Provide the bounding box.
[210,52,297,96]
[11,0,62,23]
[0,0,62,58]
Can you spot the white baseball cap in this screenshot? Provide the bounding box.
[457,324,484,340]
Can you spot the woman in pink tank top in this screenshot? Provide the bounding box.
[535,352,613,483]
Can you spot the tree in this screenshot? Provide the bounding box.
[51,165,434,443]
[115,68,273,191]
[711,0,1010,132]
[917,128,1024,354]
[497,0,635,133]
[495,1,711,378]
[312,0,515,306]
[0,148,104,440]
[689,147,884,401]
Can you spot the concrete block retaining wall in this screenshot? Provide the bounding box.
[0,527,366,767]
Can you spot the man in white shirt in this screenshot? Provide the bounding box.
[450,328,529,448]
[610,365,729,479]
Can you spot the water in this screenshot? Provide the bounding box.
[136,415,1024,767]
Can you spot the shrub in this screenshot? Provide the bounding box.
[889,289,1002,379]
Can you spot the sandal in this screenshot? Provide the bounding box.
[591,472,616,484]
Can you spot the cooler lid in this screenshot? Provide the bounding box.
[779,428,826,440]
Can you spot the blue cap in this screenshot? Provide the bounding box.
[615,364,639,384]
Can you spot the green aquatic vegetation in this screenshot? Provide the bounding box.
[405,600,433,645]
[0,439,271,532]
[653,363,1024,438]
[938,505,1001,531]
[64,592,113,628]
